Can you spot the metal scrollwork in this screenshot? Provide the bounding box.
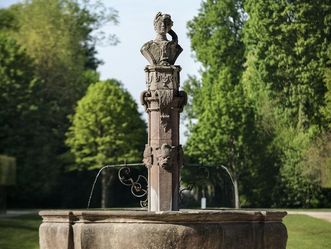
[140,198,148,208]
[118,167,148,208]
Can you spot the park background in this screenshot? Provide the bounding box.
[0,0,330,248]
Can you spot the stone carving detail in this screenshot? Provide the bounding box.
[140,91,151,111]
[157,90,173,130]
[143,145,153,168]
[156,72,173,87]
[143,143,183,171]
[141,12,182,66]
[157,144,176,171]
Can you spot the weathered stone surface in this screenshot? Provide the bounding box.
[141,12,182,66]
[39,210,288,249]
[39,211,74,249]
[142,65,186,211]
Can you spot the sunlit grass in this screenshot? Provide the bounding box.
[284,214,331,249]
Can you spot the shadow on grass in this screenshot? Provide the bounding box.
[0,222,38,231]
[0,214,40,249]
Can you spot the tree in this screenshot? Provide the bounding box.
[14,0,118,132]
[323,46,331,127]
[243,0,331,207]
[185,0,331,208]
[0,34,39,145]
[0,0,118,207]
[185,0,258,208]
[66,80,146,208]
[0,7,18,31]
[0,33,48,204]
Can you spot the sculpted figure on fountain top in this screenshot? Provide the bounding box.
[141,12,183,66]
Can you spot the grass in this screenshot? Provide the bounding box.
[284,214,331,249]
[0,215,40,249]
[0,213,330,248]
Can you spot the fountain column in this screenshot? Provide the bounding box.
[141,12,186,211]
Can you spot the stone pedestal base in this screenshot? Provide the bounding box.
[39,210,287,249]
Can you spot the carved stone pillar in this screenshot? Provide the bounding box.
[141,66,186,211]
[140,12,187,211]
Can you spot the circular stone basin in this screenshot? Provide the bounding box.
[39,209,287,249]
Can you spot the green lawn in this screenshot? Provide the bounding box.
[0,213,330,248]
[0,215,40,249]
[284,214,331,249]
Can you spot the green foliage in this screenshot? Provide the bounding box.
[14,0,113,111]
[244,0,330,129]
[0,34,39,129]
[184,0,280,207]
[186,0,331,207]
[242,0,331,207]
[66,80,146,169]
[0,31,63,204]
[274,129,323,207]
[185,0,246,163]
[0,0,118,207]
[300,134,331,189]
[322,47,331,127]
[0,7,18,32]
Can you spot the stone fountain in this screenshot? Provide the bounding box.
[39,12,288,249]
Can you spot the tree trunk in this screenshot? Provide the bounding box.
[233,177,240,209]
[101,169,114,208]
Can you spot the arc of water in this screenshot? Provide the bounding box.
[178,164,236,208]
[87,163,145,209]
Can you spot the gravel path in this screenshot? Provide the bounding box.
[0,210,39,218]
[287,211,331,223]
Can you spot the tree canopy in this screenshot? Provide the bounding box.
[185,0,331,207]
[185,0,258,208]
[243,0,331,207]
[66,80,146,169]
[0,0,118,207]
[66,80,146,207]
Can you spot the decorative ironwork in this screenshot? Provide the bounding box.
[118,167,148,208]
[87,163,235,209]
[87,163,146,209]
